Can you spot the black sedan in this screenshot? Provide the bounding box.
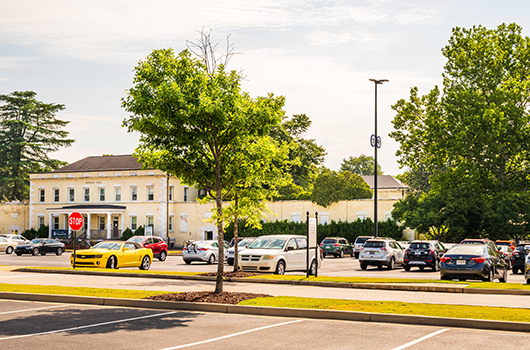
[15,238,65,256]
[440,244,507,282]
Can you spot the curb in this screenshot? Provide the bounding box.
[0,291,528,333]
[16,268,530,296]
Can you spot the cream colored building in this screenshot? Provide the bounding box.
[25,154,409,245]
[0,201,29,235]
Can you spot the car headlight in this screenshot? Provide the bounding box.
[94,255,103,258]
[238,255,242,261]
[261,255,274,260]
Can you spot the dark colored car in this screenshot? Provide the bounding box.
[403,240,447,271]
[320,237,354,258]
[127,235,168,261]
[497,245,513,270]
[15,238,65,256]
[511,241,530,274]
[440,244,507,282]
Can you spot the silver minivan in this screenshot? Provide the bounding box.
[359,238,405,270]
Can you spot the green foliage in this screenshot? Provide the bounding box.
[22,228,37,240]
[311,169,372,208]
[36,225,49,238]
[0,91,74,201]
[121,228,134,241]
[224,218,403,243]
[390,23,530,240]
[134,226,144,236]
[340,154,383,176]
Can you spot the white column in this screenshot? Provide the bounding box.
[48,213,53,238]
[120,214,124,235]
[87,214,91,239]
[106,212,111,239]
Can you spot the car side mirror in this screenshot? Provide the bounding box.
[123,247,129,251]
[286,246,295,251]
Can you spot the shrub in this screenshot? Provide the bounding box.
[22,228,37,240]
[134,226,144,236]
[121,228,134,241]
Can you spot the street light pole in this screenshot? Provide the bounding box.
[369,78,388,238]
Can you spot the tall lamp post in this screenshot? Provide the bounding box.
[369,78,388,238]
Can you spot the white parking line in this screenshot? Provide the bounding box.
[159,319,304,349]
[391,328,450,350]
[0,305,65,315]
[0,311,178,341]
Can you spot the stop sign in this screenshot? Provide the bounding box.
[68,212,84,231]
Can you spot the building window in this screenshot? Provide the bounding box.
[131,186,137,201]
[53,189,59,202]
[146,216,154,234]
[99,217,106,230]
[320,213,330,225]
[68,188,75,202]
[357,212,367,221]
[169,216,174,231]
[180,215,188,232]
[147,186,154,201]
[291,212,301,223]
[53,217,59,230]
[38,217,45,228]
[39,189,45,203]
[169,186,174,201]
[115,187,121,202]
[84,188,90,202]
[99,187,105,202]
[131,216,137,231]
[184,187,188,202]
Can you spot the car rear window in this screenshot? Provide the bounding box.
[410,243,431,249]
[447,245,484,255]
[364,241,385,248]
[355,237,369,244]
[322,239,337,244]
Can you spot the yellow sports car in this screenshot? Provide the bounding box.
[70,241,153,270]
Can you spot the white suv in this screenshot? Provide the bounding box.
[359,238,405,270]
[238,235,323,275]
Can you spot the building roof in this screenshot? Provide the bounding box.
[361,175,408,190]
[52,155,144,173]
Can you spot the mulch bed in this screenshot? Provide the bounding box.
[145,291,272,304]
[198,271,269,278]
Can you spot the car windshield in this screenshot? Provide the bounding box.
[364,241,385,248]
[239,239,254,247]
[322,239,337,244]
[410,243,431,249]
[29,239,45,244]
[248,237,287,250]
[447,245,484,255]
[516,245,530,251]
[92,242,122,250]
[461,240,485,244]
[127,236,145,243]
[498,246,511,253]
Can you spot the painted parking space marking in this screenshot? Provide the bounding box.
[0,310,178,341]
[160,319,304,349]
[0,304,65,315]
[391,328,450,350]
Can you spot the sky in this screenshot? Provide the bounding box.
[1,0,529,175]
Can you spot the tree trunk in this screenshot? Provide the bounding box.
[214,155,224,294]
[233,193,239,272]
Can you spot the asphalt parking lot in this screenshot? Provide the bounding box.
[1,300,528,350]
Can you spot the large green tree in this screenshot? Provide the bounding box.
[122,46,285,293]
[340,154,383,176]
[311,169,372,208]
[390,23,530,240]
[0,91,74,201]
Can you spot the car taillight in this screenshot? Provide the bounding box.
[471,257,486,263]
[198,248,209,251]
[319,243,323,247]
[441,256,451,263]
[428,249,435,256]
[381,247,387,251]
[513,251,519,256]
[360,247,364,250]
[334,244,340,247]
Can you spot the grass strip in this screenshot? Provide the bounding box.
[240,296,530,323]
[0,283,170,299]
[22,266,201,276]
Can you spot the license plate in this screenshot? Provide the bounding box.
[415,252,421,255]
[457,260,466,265]
[370,251,375,255]
[325,246,330,249]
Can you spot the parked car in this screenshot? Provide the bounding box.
[403,240,447,271]
[15,238,65,256]
[440,244,507,282]
[460,238,496,245]
[127,235,168,261]
[495,240,516,251]
[353,236,374,259]
[71,241,153,270]
[238,235,323,275]
[225,237,256,266]
[497,245,514,270]
[0,234,29,245]
[182,240,228,265]
[511,241,530,274]
[525,250,530,284]
[320,237,354,258]
[359,238,405,270]
[0,237,17,254]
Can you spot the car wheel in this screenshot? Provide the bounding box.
[360,262,367,270]
[350,250,355,257]
[41,252,46,256]
[184,260,192,265]
[440,275,451,281]
[309,259,317,276]
[512,267,519,275]
[354,252,359,259]
[207,254,215,264]
[32,248,39,256]
[432,260,439,272]
[139,256,151,270]
[404,265,410,272]
[159,251,167,262]
[106,255,117,269]
[275,260,286,275]
[323,253,327,258]
[339,250,344,258]
[527,279,530,285]
[459,278,466,281]
[16,252,22,256]
[56,248,63,256]
[388,257,395,270]
[499,268,508,283]
[6,246,13,255]
[377,265,383,270]
[419,266,424,271]
[484,269,494,282]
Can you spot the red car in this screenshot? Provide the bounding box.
[127,236,168,261]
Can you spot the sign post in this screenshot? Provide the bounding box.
[306,212,317,278]
[68,212,84,270]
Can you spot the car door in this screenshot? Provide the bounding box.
[296,237,310,270]
[393,242,404,264]
[487,244,502,278]
[284,238,301,270]
[0,237,7,252]
[144,237,157,255]
[122,242,140,267]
